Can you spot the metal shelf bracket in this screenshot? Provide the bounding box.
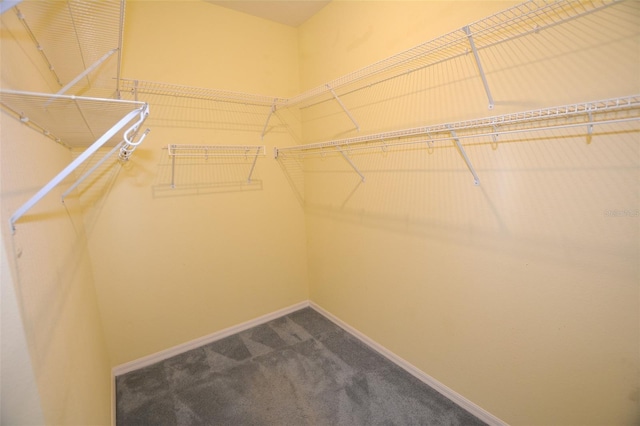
[448,126,480,186]
[463,26,495,110]
[327,84,360,131]
[336,146,366,182]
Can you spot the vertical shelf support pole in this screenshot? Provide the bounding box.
[463,26,494,110]
[327,84,360,131]
[336,146,366,182]
[449,127,480,186]
[261,100,277,140]
[9,107,144,232]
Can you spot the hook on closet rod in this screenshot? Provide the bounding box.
[119,107,151,160]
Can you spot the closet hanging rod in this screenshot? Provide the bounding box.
[285,0,621,108]
[274,94,640,157]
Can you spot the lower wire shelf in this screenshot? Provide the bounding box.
[166,144,266,188]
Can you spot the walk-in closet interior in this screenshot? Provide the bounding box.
[1,0,638,424]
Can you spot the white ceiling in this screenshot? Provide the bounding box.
[205,1,331,27]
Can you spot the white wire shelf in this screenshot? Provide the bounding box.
[168,144,266,157]
[274,95,640,186]
[4,90,150,231]
[285,0,622,109]
[119,79,285,108]
[115,0,627,138]
[276,95,640,154]
[7,0,125,97]
[166,144,265,187]
[0,89,148,148]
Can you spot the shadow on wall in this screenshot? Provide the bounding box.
[64,147,125,234]
[278,126,639,276]
[275,0,640,282]
[151,147,265,198]
[1,146,111,423]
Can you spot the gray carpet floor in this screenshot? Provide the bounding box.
[116,307,486,425]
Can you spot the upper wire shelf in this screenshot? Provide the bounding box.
[285,0,622,108]
[115,0,625,123]
[5,0,125,98]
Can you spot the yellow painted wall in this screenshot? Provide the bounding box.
[2,1,639,424]
[85,1,309,366]
[298,1,640,425]
[0,9,112,425]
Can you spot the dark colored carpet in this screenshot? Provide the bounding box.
[116,307,486,425]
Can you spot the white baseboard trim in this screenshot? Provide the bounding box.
[112,300,309,377]
[309,301,509,426]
